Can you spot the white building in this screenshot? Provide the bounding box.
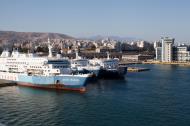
[137,41,145,48]
[161,37,174,62]
[154,41,162,49]
[173,46,190,61]
[122,54,153,61]
[95,48,101,53]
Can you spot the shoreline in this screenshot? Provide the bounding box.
[142,61,190,66]
[120,60,190,66]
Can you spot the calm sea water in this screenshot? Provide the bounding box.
[0,64,190,126]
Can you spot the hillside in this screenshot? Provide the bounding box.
[0,31,75,43]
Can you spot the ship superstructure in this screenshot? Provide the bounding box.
[71,50,101,77]
[89,52,128,78]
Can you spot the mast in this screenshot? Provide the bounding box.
[48,38,53,58]
[107,51,110,60]
[60,41,63,54]
[75,48,79,59]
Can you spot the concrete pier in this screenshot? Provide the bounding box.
[0,80,17,87]
[128,67,150,72]
[143,61,190,66]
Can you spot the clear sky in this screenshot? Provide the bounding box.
[1,0,190,42]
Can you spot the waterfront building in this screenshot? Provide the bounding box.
[122,54,154,62]
[161,37,174,62]
[173,46,190,61]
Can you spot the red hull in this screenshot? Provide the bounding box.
[17,83,86,92]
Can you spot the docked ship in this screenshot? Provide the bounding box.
[90,52,128,79]
[71,50,101,77]
[0,39,92,92]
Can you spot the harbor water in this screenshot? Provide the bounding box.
[0,64,190,126]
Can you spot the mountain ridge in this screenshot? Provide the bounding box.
[0,31,75,42]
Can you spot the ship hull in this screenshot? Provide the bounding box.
[0,72,89,92]
[98,66,128,79]
[17,82,86,92]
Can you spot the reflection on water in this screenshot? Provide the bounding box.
[87,78,128,91]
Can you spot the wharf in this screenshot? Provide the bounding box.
[143,61,190,66]
[0,80,17,87]
[119,61,142,65]
[128,67,150,72]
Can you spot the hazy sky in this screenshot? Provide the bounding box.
[1,0,190,42]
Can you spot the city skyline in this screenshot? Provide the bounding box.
[1,0,190,42]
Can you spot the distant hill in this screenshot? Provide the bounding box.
[82,35,138,41]
[0,31,75,42]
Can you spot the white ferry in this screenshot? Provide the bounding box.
[0,39,92,92]
[89,52,128,78]
[71,50,101,77]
